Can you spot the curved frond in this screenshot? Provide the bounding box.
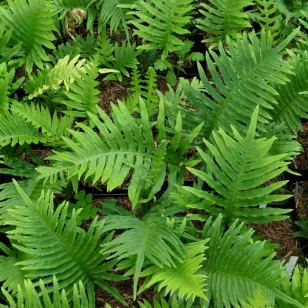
[11,102,74,140]
[5,181,125,305]
[36,101,165,209]
[139,240,208,302]
[0,112,46,147]
[199,215,303,308]
[169,30,297,139]
[2,277,94,308]
[128,0,195,58]
[24,55,86,100]
[197,0,252,48]
[102,215,186,298]
[271,51,308,134]
[183,107,292,223]
[0,0,57,73]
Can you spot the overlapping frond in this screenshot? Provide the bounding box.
[197,0,252,48]
[0,112,46,147]
[0,0,57,73]
[169,30,297,139]
[199,215,303,308]
[102,215,186,298]
[183,107,292,223]
[127,0,195,59]
[11,102,74,141]
[2,277,93,308]
[5,181,125,305]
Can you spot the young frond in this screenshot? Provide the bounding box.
[2,277,94,308]
[197,0,252,48]
[200,215,303,307]
[171,30,297,139]
[5,181,125,305]
[24,55,86,100]
[139,240,208,302]
[128,0,195,59]
[51,0,93,18]
[11,102,74,141]
[102,215,186,299]
[36,100,165,209]
[271,51,308,134]
[183,107,292,223]
[0,112,46,148]
[0,0,57,73]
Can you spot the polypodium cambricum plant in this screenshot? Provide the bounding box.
[0,0,308,307]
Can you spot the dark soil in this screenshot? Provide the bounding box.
[292,182,308,217]
[293,123,308,169]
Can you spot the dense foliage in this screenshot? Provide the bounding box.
[0,0,308,307]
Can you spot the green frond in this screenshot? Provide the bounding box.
[0,245,25,294]
[183,107,292,223]
[24,55,86,100]
[5,181,125,305]
[256,0,281,41]
[136,296,186,308]
[2,277,94,308]
[0,76,9,111]
[128,0,195,59]
[171,30,297,139]
[53,62,100,117]
[271,51,308,134]
[11,102,74,141]
[0,0,57,73]
[102,215,186,299]
[99,0,135,39]
[36,101,164,209]
[51,0,93,18]
[197,0,252,48]
[0,112,46,147]
[199,215,303,308]
[139,240,208,302]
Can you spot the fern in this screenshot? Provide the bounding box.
[127,0,195,59]
[0,112,46,147]
[270,51,308,134]
[0,0,57,73]
[139,240,208,302]
[54,62,100,117]
[5,181,126,305]
[1,277,93,308]
[102,214,186,299]
[198,215,303,308]
[256,0,281,41]
[197,0,252,48]
[11,102,74,141]
[170,30,297,139]
[182,107,292,223]
[24,55,86,100]
[51,0,94,18]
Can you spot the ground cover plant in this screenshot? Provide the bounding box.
[1,0,308,307]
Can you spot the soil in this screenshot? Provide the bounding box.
[292,182,308,217]
[253,220,301,259]
[293,122,308,169]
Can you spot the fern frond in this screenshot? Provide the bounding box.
[0,245,25,294]
[2,277,94,308]
[197,0,252,48]
[99,0,135,39]
[11,103,74,141]
[139,240,208,302]
[102,215,186,299]
[54,62,100,117]
[183,107,292,223]
[271,51,308,134]
[0,112,46,147]
[0,76,9,111]
[5,181,125,305]
[199,215,303,308]
[171,30,297,139]
[0,0,57,73]
[128,0,195,59]
[51,0,93,18]
[24,55,86,100]
[36,101,164,209]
